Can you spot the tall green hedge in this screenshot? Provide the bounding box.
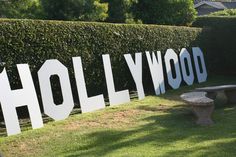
[193,16,236,75]
[0,19,204,109]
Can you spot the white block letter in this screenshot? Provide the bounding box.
[38,60,74,121]
[0,65,43,136]
[164,49,182,89]
[179,48,194,85]
[102,54,130,106]
[146,51,165,95]
[124,53,145,100]
[192,47,208,83]
[73,57,105,113]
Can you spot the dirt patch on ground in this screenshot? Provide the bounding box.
[137,104,171,112]
[64,104,171,131]
[2,135,52,157]
[64,109,144,131]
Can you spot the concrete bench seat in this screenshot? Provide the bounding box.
[181,92,214,126]
[195,85,236,104]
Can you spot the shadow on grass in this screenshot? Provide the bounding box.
[58,79,236,157]
[60,103,236,157]
[0,108,82,137]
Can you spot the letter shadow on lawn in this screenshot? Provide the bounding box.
[0,107,82,137]
[61,104,236,157]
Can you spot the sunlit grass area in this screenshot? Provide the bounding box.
[1,76,236,157]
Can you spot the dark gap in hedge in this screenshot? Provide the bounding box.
[50,75,64,105]
[184,58,190,76]
[16,106,30,120]
[8,66,23,90]
[0,105,3,123]
[170,59,177,79]
[197,56,203,74]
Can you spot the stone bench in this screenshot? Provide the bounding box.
[181,92,214,126]
[195,85,236,104]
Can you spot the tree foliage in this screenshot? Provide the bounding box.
[133,0,196,25]
[102,0,140,23]
[40,0,108,21]
[0,0,196,25]
[0,0,42,19]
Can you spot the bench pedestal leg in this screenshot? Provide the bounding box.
[206,92,217,99]
[225,90,236,104]
[192,104,214,126]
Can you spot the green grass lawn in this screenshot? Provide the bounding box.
[1,76,236,157]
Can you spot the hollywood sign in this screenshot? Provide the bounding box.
[0,47,207,136]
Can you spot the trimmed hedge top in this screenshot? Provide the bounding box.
[193,16,236,28]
